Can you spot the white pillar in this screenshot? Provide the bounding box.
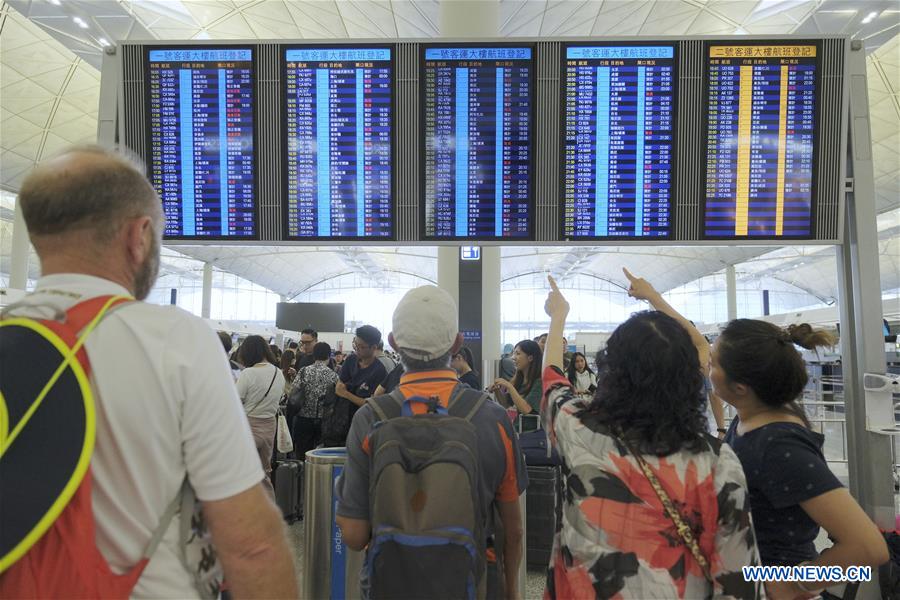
[201,262,213,319]
[9,198,30,290]
[440,0,498,37]
[437,246,459,307]
[481,246,501,365]
[725,264,737,321]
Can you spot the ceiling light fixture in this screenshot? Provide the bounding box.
[861,11,879,24]
[73,16,88,28]
[48,0,61,5]
[98,37,110,47]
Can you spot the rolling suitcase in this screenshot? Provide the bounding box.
[273,459,303,522]
[525,464,562,568]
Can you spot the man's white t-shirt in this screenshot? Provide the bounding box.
[14,274,264,598]
[236,363,284,419]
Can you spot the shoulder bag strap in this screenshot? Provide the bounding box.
[618,435,714,584]
[246,367,278,415]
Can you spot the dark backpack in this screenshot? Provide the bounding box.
[319,384,352,447]
[365,385,489,600]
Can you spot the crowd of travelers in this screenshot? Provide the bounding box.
[0,145,893,599]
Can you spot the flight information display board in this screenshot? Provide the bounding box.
[704,43,818,238]
[422,46,534,240]
[146,48,256,239]
[562,44,676,239]
[284,47,393,239]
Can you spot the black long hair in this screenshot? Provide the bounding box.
[456,346,478,375]
[510,339,542,397]
[566,351,593,386]
[238,335,276,368]
[716,319,836,428]
[586,311,708,455]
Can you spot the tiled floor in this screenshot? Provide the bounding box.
[287,521,304,592]
[525,569,546,599]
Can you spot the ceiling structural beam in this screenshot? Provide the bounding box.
[548,247,598,283]
[502,270,627,291]
[334,247,390,288]
[288,268,437,300]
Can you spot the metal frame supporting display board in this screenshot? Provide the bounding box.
[101,35,848,246]
[837,39,894,531]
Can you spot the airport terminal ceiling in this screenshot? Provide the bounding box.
[0,0,898,302]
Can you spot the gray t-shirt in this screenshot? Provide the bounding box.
[336,370,528,521]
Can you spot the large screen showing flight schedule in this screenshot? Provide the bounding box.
[562,45,675,239]
[284,47,393,239]
[147,48,256,238]
[704,44,818,238]
[422,46,533,239]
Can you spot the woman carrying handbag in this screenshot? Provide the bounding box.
[236,335,285,493]
[538,274,763,599]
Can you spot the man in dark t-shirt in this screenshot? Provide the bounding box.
[336,325,387,419]
[379,362,404,394]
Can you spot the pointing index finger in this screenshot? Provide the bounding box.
[547,275,560,292]
[622,267,636,282]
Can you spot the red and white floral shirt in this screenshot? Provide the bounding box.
[540,366,763,599]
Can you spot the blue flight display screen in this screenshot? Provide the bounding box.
[284,47,393,239]
[562,45,675,239]
[423,47,533,239]
[147,48,256,238]
[704,44,817,238]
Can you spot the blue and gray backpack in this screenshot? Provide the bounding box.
[365,384,489,600]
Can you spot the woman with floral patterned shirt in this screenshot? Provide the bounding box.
[539,274,763,600]
[288,342,339,457]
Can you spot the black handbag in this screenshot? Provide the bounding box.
[319,384,352,447]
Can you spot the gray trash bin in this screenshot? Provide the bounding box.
[302,448,365,600]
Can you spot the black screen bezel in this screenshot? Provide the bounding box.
[699,39,822,241]
[557,41,679,242]
[418,42,538,242]
[279,43,397,242]
[144,45,261,241]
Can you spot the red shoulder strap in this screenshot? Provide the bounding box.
[65,296,133,334]
[40,295,133,378]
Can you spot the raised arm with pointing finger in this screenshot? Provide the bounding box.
[622,268,727,435]
[543,275,569,374]
[622,267,711,376]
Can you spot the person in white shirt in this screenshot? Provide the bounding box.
[236,335,285,491]
[10,146,297,598]
[565,351,597,396]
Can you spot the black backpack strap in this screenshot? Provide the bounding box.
[367,389,405,422]
[446,384,489,423]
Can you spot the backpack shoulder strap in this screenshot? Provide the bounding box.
[64,295,133,334]
[367,389,405,422]
[446,384,489,423]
